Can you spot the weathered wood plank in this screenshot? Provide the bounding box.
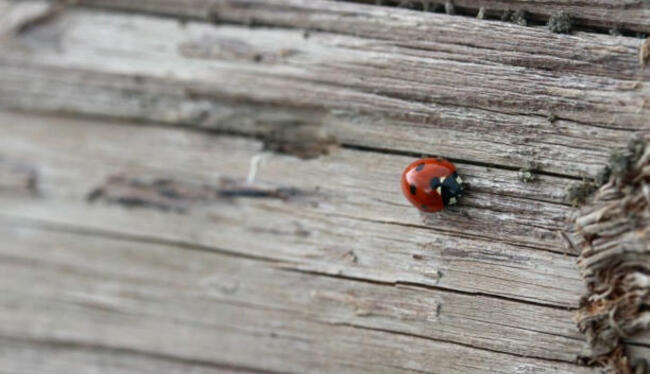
[0,110,584,308]
[0,223,599,373]
[79,0,650,35]
[0,2,648,178]
[1,1,648,370]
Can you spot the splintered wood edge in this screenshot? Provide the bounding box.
[568,139,650,373]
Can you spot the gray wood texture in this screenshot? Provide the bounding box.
[0,0,649,373]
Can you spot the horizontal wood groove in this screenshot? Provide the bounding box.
[340,143,586,182]
[321,322,584,365]
[283,267,578,312]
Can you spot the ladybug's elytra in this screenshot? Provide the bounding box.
[401,158,464,212]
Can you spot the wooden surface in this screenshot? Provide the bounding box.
[0,0,649,373]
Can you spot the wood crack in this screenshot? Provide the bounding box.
[0,213,575,311]
[324,321,584,366]
[281,267,576,311]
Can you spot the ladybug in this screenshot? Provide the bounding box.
[401,158,464,212]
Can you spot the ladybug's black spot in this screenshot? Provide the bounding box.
[415,163,425,171]
[421,204,428,210]
[409,184,417,195]
[430,177,441,189]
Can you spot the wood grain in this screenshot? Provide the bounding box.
[1,1,648,178]
[1,0,649,371]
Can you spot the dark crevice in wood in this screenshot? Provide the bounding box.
[281,266,576,312]
[0,335,296,374]
[341,142,584,181]
[625,340,650,349]
[86,175,313,213]
[0,214,576,311]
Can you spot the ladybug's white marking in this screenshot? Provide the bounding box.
[436,186,442,195]
[449,197,457,205]
[440,176,447,183]
[456,176,463,184]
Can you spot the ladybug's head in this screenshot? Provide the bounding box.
[430,172,464,206]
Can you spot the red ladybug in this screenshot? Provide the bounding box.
[401,158,464,212]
